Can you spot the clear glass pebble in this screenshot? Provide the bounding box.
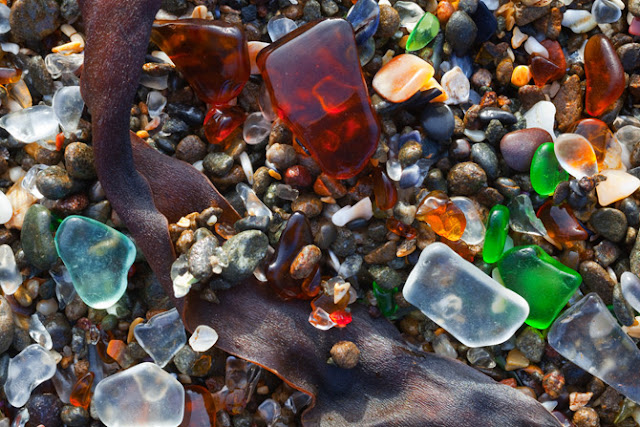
[189,325,218,352]
[0,4,10,34]
[29,314,53,350]
[267,17,297,42]
[237,182,273,219]
[44,53,84,79]
[338,255,362,278]
[451,196,485,245]
[524,101,557,142]
[621,272,640,313]
[507,194,547,236]
[548,293,640,403]
[616,126,640,153]
[52,86,84,132]
[257,399,281,427]
[467,347,497,368]
[591,0,622,24]
[21,164,47,199]
[134,308,186,368]
[0,244,22,295]
[93,362,185,427]
[433,334,458,359]
[0,105,59,143]
[50,265,76,308]
[403,243,529,347]
[243,112,271,145]
[171,254,196,298]
[146,91,166,119]
[4,344,57,407]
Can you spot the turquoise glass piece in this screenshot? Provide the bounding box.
[497,245,582,329]
[54,215,136,309]
[406,12,439,52]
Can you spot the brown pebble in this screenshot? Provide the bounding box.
[471,68,492,87]
[505,349,530,371]
[266,143,297,171]
[176,135,207,164]
[377,4,400,39]
[330,341,360,369]
[175,229,195,254]
[447,162,487,196]
[552,75,583,132]
[364,241,397,264]
[284,165,312,189]
[542,369,565,398]
[496,57,514,86]
[573,407,600,427]
[291,194,323,218]
[518,85,545,111]
[290,244,322,279]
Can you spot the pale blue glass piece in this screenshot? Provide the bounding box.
[267,17,297,42]
[346,0,380,45]
[134,308,186,368]
[54,216,136,309]
[450,53,473,78]
[591,0,622,24]
[399,158,431,188]
[4,344,56,407]
[358,36,376,66]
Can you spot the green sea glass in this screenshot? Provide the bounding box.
[497,245,582,329]
[406,12,439,52]
[530,142,569,196]
[372,281,398,317]
[54,215,136,309]
[483,204,509,264]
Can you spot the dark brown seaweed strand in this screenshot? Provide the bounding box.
[79,1,561,425]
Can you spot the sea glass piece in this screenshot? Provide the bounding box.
[258,19,380,179]
[591,0,622,23]
[4,344,57,407]
[441,66,470,105]
[451,196,485,245]
[346,0,380,44]
[416,190,466,241]
[554,133,598,179]
[311,293,353,328]
[537,201,588,244]
[54,216,136,309]
[147,91,166,119]
[0,244,22,295]
[248,41,269,75]
[406,12,439,52]
[507,194,547,237]
[584,34,625,117]
[548,293,640,403]
[93,362,185,427]
[0,3,10,34]
[29,314,53,350]
[151,19,249,106]
[134,308,186,368]
[203,106,246,147]
[70,372,94,410]
[530,40,565,87]
[571,118,624,171]
[524,101,556,142]
[403,242,529,347]
[498,245,582,329]
[332,197,373,226]
[44,53,84,79]
[243,112,271,145]
[237,183,272,219]
[218,356,261,415]
[189,325,218,352]
[373,54,434,103]
[182,385,216,427]
[386,217,417,239]
[267,17,297,42]
[395,1,426,31]
[373,281,398,317]
[596,169,640,206]
[483,204,510,264]
[621,272,640,313]
[531,142,569,196]
[0,105,59,143]
[52,86,84,132]
[265,212,321,300]
[372,167,397,210]
[630,16,640,36]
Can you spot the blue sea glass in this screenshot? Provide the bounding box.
[347,0,380,45]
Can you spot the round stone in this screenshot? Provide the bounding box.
[589,208,627,242]
[220,230,269,282]
[420,103,454,142]
[0,296,14,354]
[445,11,477,55]
[36,165,73,200]
[447,162,488,195]
[500,128,553,172]
[64,142,96,180]
[21,204,58,270]
[176,135,207,164]
[9,0,60,42]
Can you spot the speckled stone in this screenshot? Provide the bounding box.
[0,296,14,354]
[36,165,74,200]
[221,230,269,282]
[579,261,616,305]
[590,208,627,242]
[447,162,487,195]
[26,393,63,427]
[64,142,96,180]
[176,135,207,164]
[9,0,61,42]
[368,264,404,290]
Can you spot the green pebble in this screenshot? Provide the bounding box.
[372,281,398,317]
[406,12,439,52]
[497,245,582,329]
[100,314,118,331]
[530,142,569,196]
[21,205,58,270]
[482,204,510,264]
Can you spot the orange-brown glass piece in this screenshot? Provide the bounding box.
[181,385,217,427]
[372,166,397,210]
[440,236,474,262]
[0,68,21,85]
[386,217,417,239]
[257,19,380,179]
[415,190,466,241]
[584,34,624,117]
[530,40,565,87]
[311,293,352,327]
[151,19,249,106]
[265,211,321,300]
[536,201,588,244]
[203,106,246,147]
[70,372,94,410]
[570,118,616,170]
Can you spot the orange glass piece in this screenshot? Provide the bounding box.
[386,217,417,239]
[536,201,588,244]
[0,68,21,85]
[372,166,397,210]
[584,34,624,117]
[203,106,246,147]
[258,19,380,179]
[415,190,466,241]
[441,236,474,262]
[373,54,435,103]
[570,118,621,170]
[311,293,352,328]
[151,19,249,106]
[181,385,217,427]
[511,65,531,87]
[530,40,565,87]
[70,372,94,410]
[265,211,321,300]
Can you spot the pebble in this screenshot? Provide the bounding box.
[187,235,219,282]
[515,327,545,363]
[561,9,598,33]
[372,54,434,103]
[27,393,63,427]
[0,296,13,354]
[290,244,322,279]
[589,208,627,242]
[377,4,400,38]
[524,101,556,142]
[291,193,323,218]
[364,241,397,264]
[203,152,234,177]
[176,135,207,164]
[21,204,57,270]
[221,230,269,282]
[330,227,356,257]
[505,348,530,371]
[441,66,470,105]
[552,75,583,132]
[420,103,454,141]
[64,142,96,180]
[266,143,297,171]
[173,345,211,377]
[579,261,616,304]
[470,143,499,180]
[478,107,517,125]
[447,162,487,196]
[35,165,74,200]
[596,169,640,206]
[60,405,90,427]
[398,140,423,167]
[367,264,403,290]
[572,407,600,427]
[189,324,218,352]
[617,43,640,73]
[612,282,635,326]
[500,128,552,172]
[43,312,72,351]
[445,11,477,55]
[9,0,60,42]
[330,341,360,369]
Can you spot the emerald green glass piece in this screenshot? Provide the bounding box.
[482,204,510,264]
[372,281,398,317]
[530,142,569,196]
[54,215,136,309]
[406,12,439,52]
[497,245,582,329]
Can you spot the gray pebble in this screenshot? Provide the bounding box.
[221,230,269,282]
[590,208,627,242]
[579,261,616,305]
[43,312,72,351]
[0,296,13,354]
[0,354,8,388]
[188,236,219,282]
[303,0,322,20]
[447,162,487,196]
[10,0,60,42]
[266,143,297,171]
[27,393,63,427]
[445,11,477,55]
[235,215,270,233]
[421,103,455,142]
[174,345,211,377]
[593,240,621,267]
[315,220,337,249]
[515,327,545,363]
[321,0,339,15]
[471,143,499,180]
[330,227,356,257]
[61,405,90,427]
[368,265,404,290]
[36,165,74,200]
[613,283,635,326]
[204,152,234,177]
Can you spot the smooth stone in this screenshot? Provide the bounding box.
[471,143,499,180]
[592,0,622,23]
[187,236,219,282]
[21,204,57,270]
[500,128,553,172]
[346,0,380,44]
[27,393,63,427]
[403,242,529,347]
[220,230,269,282]
[64,142,96,180]
[498,245,582,329]
[561,9,598,33]
[134,308,186,368]
[554,133,598,179]
[4,344,56,407]
[590,208,627,242]
[613,282,635,326]
[441,66,470,105]
[420,103,454,141]
[35,165,73,200]
[93,362,185,427]
[54,216,136,309]
[9,0,60,42]
[42,312,71,351]
[524,101,556,142]
[0,191,12,224]
[507,194,547,236]
[189,325,218,352]
[445,11,477,55]
[0,296,13,354]
[621,272,640,313]
[0,244,22,295]
[548,293,640,403]
[596,169,640,206]
[372,54,434,103]
[478,107,517,125]
[471,2,497,43]
[451,196,485,245]
[332,197,373,227]
[60,405,89,427]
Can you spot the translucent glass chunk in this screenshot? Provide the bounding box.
[146,91,166,119]
[451,196,485,245]
[243,112,271,145]
[236,182,272,219]
[621,272,640,313]
[52,86,84,132]
[44,53,84,79]
[21,164,47,199]
[0,4,10,34]
[4,344,57,407]
[507,194,547,236]
[134,308,186,368]
[0,244,22,295]
[267,17,297,42]
[29,314,53,350]
[0,105,59,143]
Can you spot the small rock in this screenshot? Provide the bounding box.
[368,264,403,289]
[36,165,74,200]
[26,393,63,427]
[612,282,635,326]
[203,152,234,177]
[364,241,397,264]
[590,208,627,242]
[290,244,322,279]
[471,68,492,87]
[421,103,455,141]
[470,143,499,180]
[173,345,211,377]
[0,296,13,354]
[617,43,640,73]
[266,143,297,171]
[43,312,72,351]
[515,327,545,362]
[399,140,423,167]
[579,261,616,304]
[64,142,96,180]
[505,348,530,371]
[552,75,583,132]
[500,128,552,172]
[188,236,219,282]
[330,341,360,369]
[176,135,207,164]
[21,204,57,270]
[221,230,269,282]
[572,407,599,427]
[303,0,321,21]
[518,85,546,111]
[447,162,487,195]
[330,227,356,257]
[61,405,90,427]
[445,11,477,55]
[291,194,323,218]
[377,4,400,39]
[9,0,60,42]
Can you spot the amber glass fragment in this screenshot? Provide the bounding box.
[416,190,466,241]
[203,106,246,147]
[257,19,380,179]
[265,211,321,300]
[536,201,588,244]
[70,372,94,410]
[311,293,352,328]
[151,19,249,106]
[0,68,21,85]
[372,166,397,210]
[570,118,618,170]
[530,40,565,87]
[181,385,216,427]
[584,34,624,117]
[440,236,474,262]
[386,217,417,239]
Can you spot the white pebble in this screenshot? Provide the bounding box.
[0,191,12,224]
[562,10,598,33]
[331,197,373,227]
[239,151,254,185]
[189,325,219,352]
[524,37,549,58]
